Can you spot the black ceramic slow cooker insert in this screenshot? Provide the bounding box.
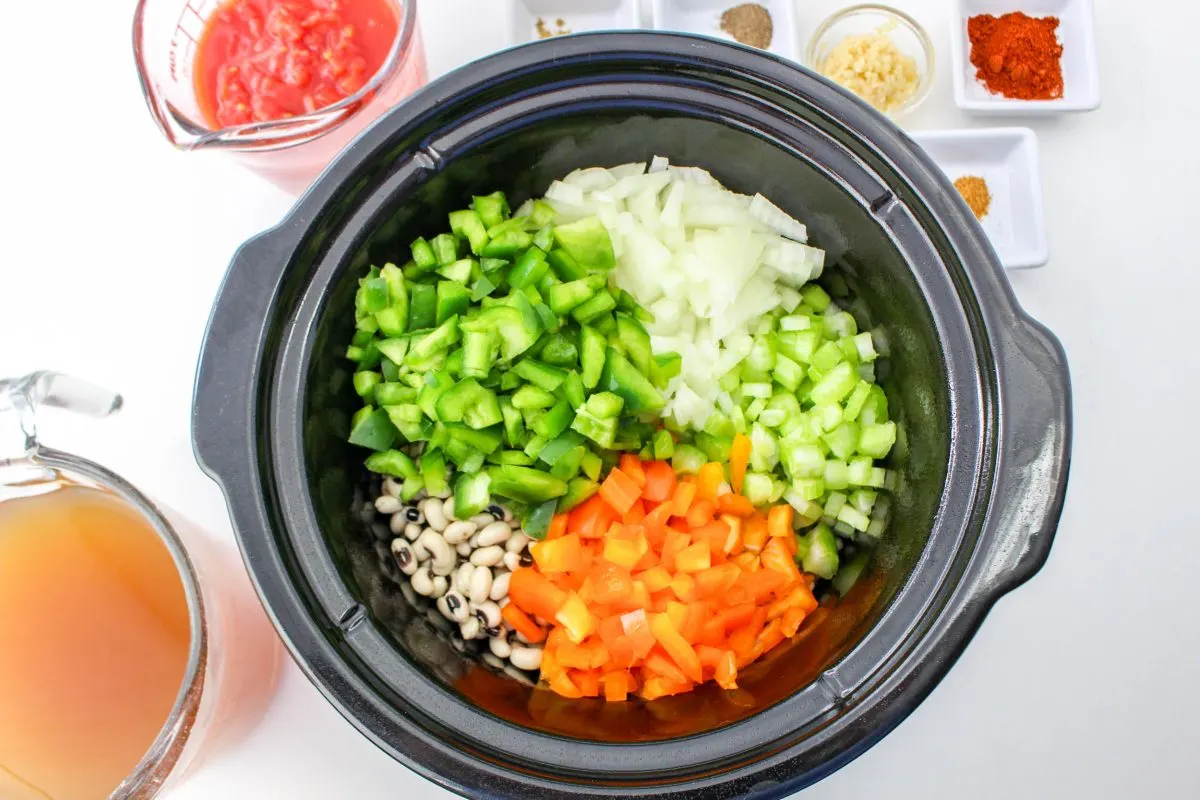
[193,33,1071,799]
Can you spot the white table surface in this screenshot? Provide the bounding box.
[4,0,1198,797]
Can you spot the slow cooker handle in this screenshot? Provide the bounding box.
[981,317,1072,595]
[192,229,287,482]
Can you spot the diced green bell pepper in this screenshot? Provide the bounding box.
[599,347,664,413]
[436,281,471,325]
[553,216,615,271]
[513,358,567,392]
[365,449,419,479]
[449,209,489,255]
[408,283,437,330]
[507,247,549,289]
[580,325,606,390]
[454,471,492,519]
[487,465,568,505]
[348,408,397,452]
[353,371,382,399]
[473,192,510,229]
[558,477,599,512]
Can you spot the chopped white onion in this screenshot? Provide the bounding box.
[542,155,827,428]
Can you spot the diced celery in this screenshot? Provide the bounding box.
[742,473,774,506]
[837,504,871,532]
[823,491,847,518]
[824,459,850,491]
[801,524,839,578]
[672,444,706,475]
[809,362,857,406]
[858,422,897,459]
[772,354,805,391]
[801,285,832,312]
[783,443,825,478]
[749,423,778,472]
[792,477,825,501]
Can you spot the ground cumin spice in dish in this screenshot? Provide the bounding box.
[954,175,992,220]
[536,17,571,39]
[721,3,774,49]
[967,12,1063,100]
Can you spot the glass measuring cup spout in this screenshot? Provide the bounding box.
[0,371,122,463]
[131,0,427,191]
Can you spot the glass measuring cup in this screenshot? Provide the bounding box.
[0,372,281,799]
[133,0,427,193]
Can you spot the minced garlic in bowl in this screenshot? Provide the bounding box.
[807,5,933,118]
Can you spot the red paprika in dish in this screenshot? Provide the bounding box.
[967,12,1063,101]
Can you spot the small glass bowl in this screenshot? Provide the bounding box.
[806,4,935,120]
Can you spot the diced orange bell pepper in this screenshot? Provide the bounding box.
[686,498,716,527]
[722,515,744,555]
[574,670,602,698]
[674,541,712,573]
[742,515,769,553]
[608,635,636,668]
[728,623,758,663]
[546,513,569,541]
[549,671,583,698]
[642,460,677,503]
[501,602,547,644]
[645,646,688,683]
[696,462,725,500]
[691,520,729,560]
[640,676,692,701]
[731,551,759,571]
[603,535,643,570]
[632,548,659,571]
[757,618,785,653]
[671,480,697,517]
[624,498,647,524]
[643,501,674,544]
[599,468,642,514]
[531,532,584,573]
[637,565,673,593]
[569,494,618,539]
[693,562,741,599]
[590,561,634,605]
[597,614,624,647]
[761,537,803,585]
[602,670,634,702]
[671,572,698,602]
[619,454,647,487]
[659,529,690,572]
[539,647,563,680]
[716,493,756,517]
[628,580,651,611]
[665,601,690,631]
[782,606,808,637]
[729,433,752,495]
[557,640,594,670]
[714,602,758,631]
[555,592,598,644]
[508,568,567,621]
[714,649,738,689]
[650,612,704,683]
[680,601,710,643]
[767,504,794,538]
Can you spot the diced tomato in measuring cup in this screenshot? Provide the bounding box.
[194,0,399,128]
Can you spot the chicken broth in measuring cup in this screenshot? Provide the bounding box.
[0,483,192,800]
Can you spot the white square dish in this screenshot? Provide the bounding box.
[950,0,1100,113]
[651,0,799,62]
[507,0,643,47]
[909,127,1048,269]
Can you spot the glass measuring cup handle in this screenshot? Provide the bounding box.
[0,371,123,461]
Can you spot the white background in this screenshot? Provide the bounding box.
[3,0,1198,798]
